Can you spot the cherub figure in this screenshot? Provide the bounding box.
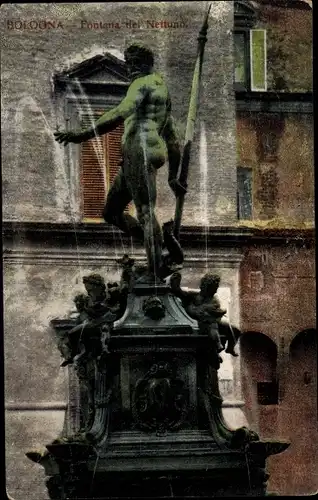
[82,274,108,317]
[170,272,239,358]
[60,275,117,368]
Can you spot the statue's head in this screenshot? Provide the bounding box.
[73,293,87,312]
[82,274,106,299]
[107,281,119,290]
[118,254,135,269]
[200,273,220,297]
[124,43,154,77]
[142,296,166,320]
[107,281,121,303]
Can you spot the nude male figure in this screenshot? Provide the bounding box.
[55,44,186,279]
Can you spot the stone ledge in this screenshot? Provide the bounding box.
[5,402,67,411]
[5,400,244,411]
[2,248,245,266]
[4,221,315,246]
[2,221,253,246]
[236,92,313,114]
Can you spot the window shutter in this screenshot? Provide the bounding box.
[234,32,247,85]
[237,166,253,220]
[80,112,106,220]
[105,123,124,190]
[250,29,267,91]
[80,112,128,221]
[105,122,132,214]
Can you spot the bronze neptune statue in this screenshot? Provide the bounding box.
[55,44,186,281]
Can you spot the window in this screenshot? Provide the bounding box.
[234,32,248,86]
[237,166,253,220]
[257,381,279,405]
[234,29,267,92]
[234,1,267,92]
[250,29,267,92]
[80,110,131,222]
[52,51,131,223]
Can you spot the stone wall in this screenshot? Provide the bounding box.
[236,111,314,225]
[240,244,316,338]
[239,243,317,495]
[256,2,312,92]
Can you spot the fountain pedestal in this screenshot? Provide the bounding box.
[28,280,289,499]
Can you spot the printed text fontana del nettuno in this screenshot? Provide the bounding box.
[6,19,187,30]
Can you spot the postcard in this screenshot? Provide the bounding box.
[2,1,315,498]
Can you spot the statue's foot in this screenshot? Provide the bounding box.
[162,219,174,234]
[225,347,239,357]
[60,358,73,367]
[135,272,164,285]
[26,447,48,463]
[159,262,183,280]
[103,311,118,324]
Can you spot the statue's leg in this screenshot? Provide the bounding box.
[206,325,224,353]
[225,332,239,356]
[162,220,184,264]
[133,165,163,277]
[102,168,144,242]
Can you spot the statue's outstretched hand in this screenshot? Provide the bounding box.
[54,130,83,145]
[169,178,187,197]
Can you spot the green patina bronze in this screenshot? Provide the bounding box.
[55,43,185,279]
[55,5,212,278]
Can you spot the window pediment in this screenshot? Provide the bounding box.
[234,0,258,28]
[53,52,130,92]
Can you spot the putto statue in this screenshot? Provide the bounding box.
[170,271,240,364]
[55,43,186,281]
[59,274,119,369]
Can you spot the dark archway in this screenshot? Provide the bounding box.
[281,329,317,495]
[289,328,317,352]
[240,332,278,437]
[286,328,317,412]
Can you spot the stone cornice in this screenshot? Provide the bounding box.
[236,92,313,113]
[3,222,253,247]
[2,222,314,249]
[3,248,244,267]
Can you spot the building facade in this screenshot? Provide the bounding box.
[234,0,316,496]
[2,1,315,498]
